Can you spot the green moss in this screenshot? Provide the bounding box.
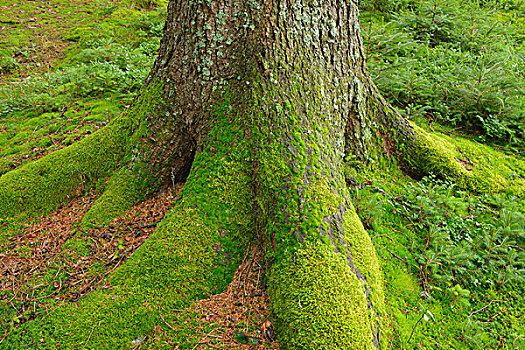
[81,168,141,226]
[441,132,525,197]
[61,237,90,256]
[269,241,376,350]
[410,125,525,196]
[0,81,163,220]
[129,0,168,9]
[106,7,142,22]
[343,208,387,318]
[312,178,340,214]
[411,125,501,193]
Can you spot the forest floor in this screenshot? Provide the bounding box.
[1,185,279,349]
[1,1,524,349]
[0,0,108,82]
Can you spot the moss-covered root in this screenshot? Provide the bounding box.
[269,244,381,350]
[410,125,502,193]
[80,167,142,226]
[268,204,386,350]
[0,124,123,219]
[5,203,246,349]
[0,82,163,219]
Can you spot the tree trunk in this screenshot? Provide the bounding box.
[135,1,392,348]
[1,0,491,349]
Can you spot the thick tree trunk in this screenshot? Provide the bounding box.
[132,0,399,348]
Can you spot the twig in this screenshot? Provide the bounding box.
[131,335,147,350]
[236,244,251,288]
[407,312,425,343]
[469,299,506,317]
[0,328,13,346]
[9,300,19,314]
[194,329,224,349]
[386,248,409,267]
[135,221,161,229]
[192,341,220,349]
[82,320,101,349]
[480,309,509,323]
[32,289,36,315]
[38,300,65,322]
[15,218,27,236]
[235,332,262,341]
[255,260,262,291]
[242,257,254,301]
[33,277,62,301]
[512,335,524,348]
[192,341,206,350]
[159,304,177,331]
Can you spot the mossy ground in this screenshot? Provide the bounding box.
[0,0,104,81]
[0,188,178,346]
[1,1,524,349]
[1,0,166,175]
[0,0,163,82]
[347,131,525,349]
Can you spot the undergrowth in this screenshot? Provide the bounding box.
[0,4,166,174]
[348,157,525,348]
[360,0,525,152]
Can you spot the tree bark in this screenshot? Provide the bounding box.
[133,0,397,348]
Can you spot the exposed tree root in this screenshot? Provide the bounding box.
[0,83,164,219]
[3,87,521,350]
[410,125,518,193]
[81,167,143,226]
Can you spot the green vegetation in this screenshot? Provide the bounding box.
[347,133,525,348]
[0,82,164,218]
[0,1,166,175]
[353,7,525,345]
[0,0,524,349]
[356,2,525,348]
[361,0,525,150]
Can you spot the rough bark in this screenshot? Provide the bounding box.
[134,0,395,348]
